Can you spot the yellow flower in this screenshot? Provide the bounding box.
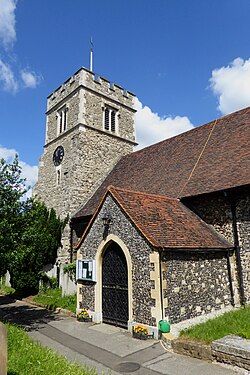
[134,324,148,335]
[77,308,89,319]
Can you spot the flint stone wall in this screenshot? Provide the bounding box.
[79,194,156,325]
[188,189,250,303]
[162,251,232,323]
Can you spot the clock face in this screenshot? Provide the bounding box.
[53,146,64,166]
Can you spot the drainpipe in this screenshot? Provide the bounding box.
[158,248,164,320]
[69,220,73,263]
[230,199,245,305]
[226,251,235,306]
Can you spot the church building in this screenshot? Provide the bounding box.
[34,65,250,335]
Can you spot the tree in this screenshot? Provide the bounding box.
[0,156,27,276]
[0,156,67,295]
[9,200,68,295]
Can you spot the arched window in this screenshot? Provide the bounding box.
[57,106,68,135]
[103,106,118,133]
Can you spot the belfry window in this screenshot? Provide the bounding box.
[57,106,68,134]
[103,106,117,133]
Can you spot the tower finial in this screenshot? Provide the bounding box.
[90,37,93,72]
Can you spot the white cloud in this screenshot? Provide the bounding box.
[19,161,38,198]
[0,144,16,161]
[0,0,17,49]
[0,145,38,197]
[0,1,42,93]
[0,59,18,93]
[210,57,250,115]
[0,61,43,93]
[21,69,42,88]
[134,97,194,149]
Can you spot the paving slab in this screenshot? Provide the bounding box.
[0,295,241,375]
[212,335,250,360]
[29,330,120,375]
[143,352,238,375]
[49,318,154,357]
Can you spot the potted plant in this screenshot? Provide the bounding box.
[76,308,91,322]
[132,324,148,340]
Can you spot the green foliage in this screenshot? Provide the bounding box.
[180,305,250,343]
[40,273,59,290]
[6,322,97,374]
[33,287,76,313]
[9,200,68,295]
[0,156,68,295]
[64,262,76,282]
[0,156,27,276]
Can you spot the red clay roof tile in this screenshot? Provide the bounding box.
[109,187,232,249]
[74,106,250,218]
[76,186,232,250]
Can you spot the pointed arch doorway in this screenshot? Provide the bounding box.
[102,242,128,328]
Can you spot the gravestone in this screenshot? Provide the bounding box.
[0,322,7,375]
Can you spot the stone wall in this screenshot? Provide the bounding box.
[78,194,156,325]
[187,189,250,303]
[46,68,136,145]
[236,195,250,302]
[46,88,80,144]
[83,71,136,143]
[162,251,232,323]
[34,126,134,260]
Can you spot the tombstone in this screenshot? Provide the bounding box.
[0,322,7,375]
[5,271,11,287]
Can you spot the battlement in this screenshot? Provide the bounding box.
[47,67,136,112]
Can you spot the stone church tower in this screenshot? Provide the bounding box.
[33,67,136,261]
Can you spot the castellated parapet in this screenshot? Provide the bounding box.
[45,67,136,145]
[33,67,137,261]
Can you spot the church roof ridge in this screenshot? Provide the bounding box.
[73,104,250,219]
[108,185,178,201]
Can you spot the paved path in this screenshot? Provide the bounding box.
[0,295,240,375]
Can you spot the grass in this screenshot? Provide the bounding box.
[32,288,77,313]
[180,305,250,343]
[0,281,76,314]
[0,277,15,295]
[6,322,97,375]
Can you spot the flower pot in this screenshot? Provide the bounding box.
[77,317,92,322]
[133,331,148,340]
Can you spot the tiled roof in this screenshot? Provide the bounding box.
[76,186,232,249]
[74,106,250,218]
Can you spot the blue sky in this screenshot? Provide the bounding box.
[1,0,250,192]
